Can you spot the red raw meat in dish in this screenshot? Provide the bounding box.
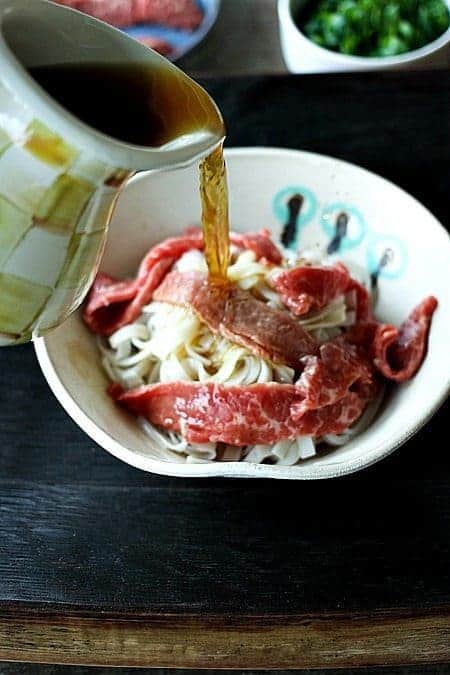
[344,296,437,382]
[153,270,318,367]
[231,229,283,265]
[83,230,283,336]
[108,340,379,445]
[84,229,437,447]
[110,380,371,445]
[83,233,204,335]
[56,0,203,30]
[372,296,437,382]
[56,0,134,26]
[132,0,203,30]
[293,341,377,415]
[183,226,283,265]
[270,263,351,316]
[271,262,371,320]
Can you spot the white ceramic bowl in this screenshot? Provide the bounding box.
[35,148,450,479]
[278,0,450,73]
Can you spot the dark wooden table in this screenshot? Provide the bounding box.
[0,70,449,670]
[178,0,286,78]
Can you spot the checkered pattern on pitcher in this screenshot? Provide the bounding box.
[0,82,127,345]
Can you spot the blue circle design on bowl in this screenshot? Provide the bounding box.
[320,202,367,252]
[273,186,317,242]
[366,234,407,280]
[123,0,220,61]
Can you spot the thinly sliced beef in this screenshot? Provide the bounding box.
[372,296,437,382]
[153,270,317,367]
[231,229,283,265]
[293,342,377,416]
[270,262,371,320]
[83,272,139,335]
[133,0,203,30]
[57,0,134,25]
[57,0,203,30]
[109,338,378,444]
[343,296,438,382]
[85,228,437,447]
[110,381,370,445]
[83,230,282,336]
[183,226,283,265]
[270,263,350,316]
[83,233,203,335]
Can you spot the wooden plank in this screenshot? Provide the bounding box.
[0,609,449,668]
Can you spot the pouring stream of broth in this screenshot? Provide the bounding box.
[199,142,230,281]
[29,62,230,282]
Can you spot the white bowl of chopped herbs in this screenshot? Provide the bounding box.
[278,0,450,72]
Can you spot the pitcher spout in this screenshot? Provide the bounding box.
[0,0,225,171]
[0,0,225,344]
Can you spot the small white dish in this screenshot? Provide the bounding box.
[278,0,450,73]
[35,147,450,479]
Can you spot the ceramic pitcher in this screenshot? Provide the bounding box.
[0,0,224,346]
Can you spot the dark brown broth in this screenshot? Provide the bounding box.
[28,62,224,147]
[29,62,230,281]
[199,142,230,282]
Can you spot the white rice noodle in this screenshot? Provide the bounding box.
[139,418,217,463]
[244,436,316,466]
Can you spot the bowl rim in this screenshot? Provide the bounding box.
[278,0,450,66]
[122,0,221,62]
[174,0,222,61]
[34,146,450,480]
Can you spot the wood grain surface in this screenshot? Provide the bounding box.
[0,609,449,668]
[0,71,449,668]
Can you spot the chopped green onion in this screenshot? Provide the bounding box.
[298,0,450,57]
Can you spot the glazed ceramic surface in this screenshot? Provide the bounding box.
[0,68,126,344]
[35,148,450,479]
